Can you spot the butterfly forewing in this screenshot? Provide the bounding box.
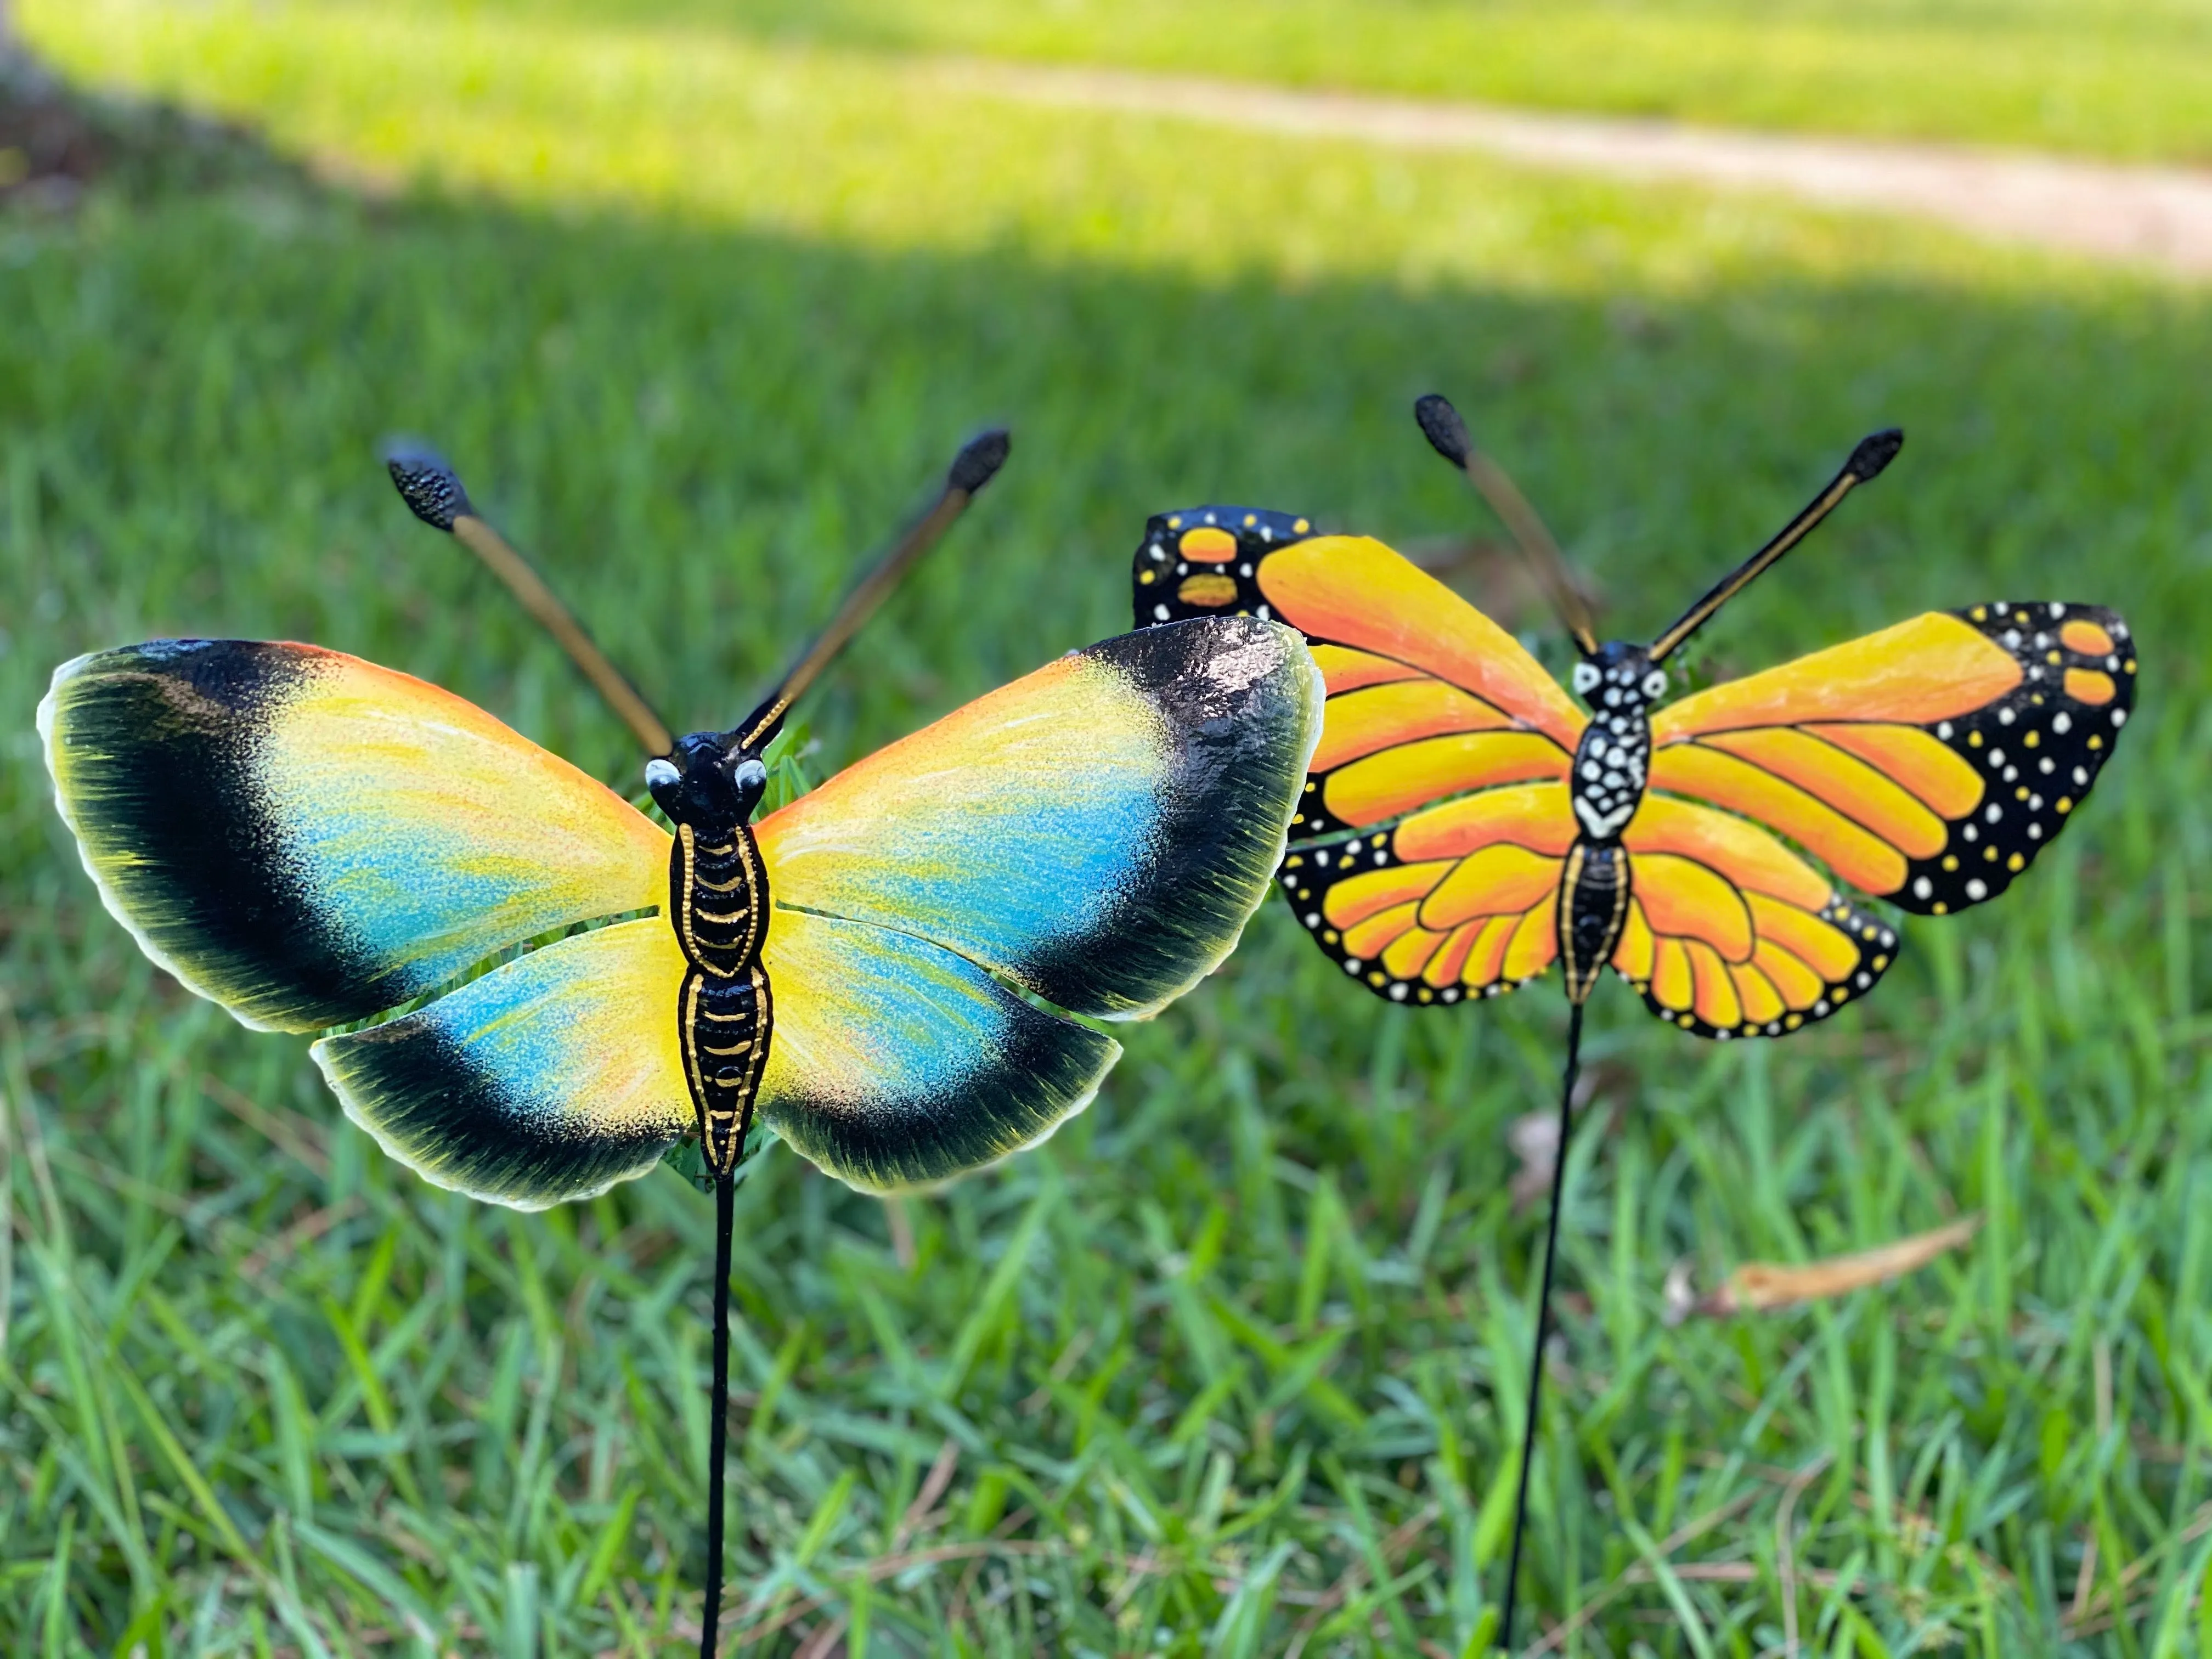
[1649,601,2135,917]
[754,616,1323,1023]
[39,640,668,1032]
[1133,510,1583,843]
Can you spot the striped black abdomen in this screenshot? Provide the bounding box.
[672,823,772,1175]
[1558,840,1630,1006]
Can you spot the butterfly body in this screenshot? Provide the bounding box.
[1553,641,1663,1001]
[650,737,775,1176]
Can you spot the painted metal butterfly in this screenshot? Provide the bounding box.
[42,434,1324,1656]
[1133,397,2135,1650]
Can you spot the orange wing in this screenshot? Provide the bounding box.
[1615,796,1895,1038]
[1648,602,2136,915]
[1132,507,1584,841]
[1276,782,1573,1005]
[1134,507,1589,1008]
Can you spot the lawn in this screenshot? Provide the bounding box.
[3,4,2210,1656]
[33,0,2212,164]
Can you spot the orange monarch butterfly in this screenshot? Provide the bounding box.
[42,435,1324,1659]
[1134,397,2135,1650]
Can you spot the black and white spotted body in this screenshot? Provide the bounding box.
[1554,640,1666,1002]
[1567,641,1662,843]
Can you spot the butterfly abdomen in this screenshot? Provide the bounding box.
[1558,841,1630,1005]
[671,822,772,1174]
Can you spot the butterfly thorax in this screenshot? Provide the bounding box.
[1558,644,1667,1005]
[1567,643,1663,843]
[647,736,773,1178]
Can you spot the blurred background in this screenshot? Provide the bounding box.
[2,2,2208,1654]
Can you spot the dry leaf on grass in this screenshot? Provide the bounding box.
[1666,1214,1983,1323]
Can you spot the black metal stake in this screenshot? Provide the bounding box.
[1498,999,1583,1654]
[700,1171,737,1659]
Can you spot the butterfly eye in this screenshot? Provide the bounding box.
[1641,669,1667,699]
[733,759,769,791]
[645,758,681,790]
[1572,662,1600,695]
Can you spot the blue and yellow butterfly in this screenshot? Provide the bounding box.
[41,443,1324,1212]
[43,433,1324,1656]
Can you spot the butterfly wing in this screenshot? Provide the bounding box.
[1615,796,1897,1037]
[747,613,1317,1190]
[312,917,694,1209]
[1135,510,1584,839]
[1279,783,1573,1005]
[40,640,668,1032]
[1648,603,2136,916]
[753,614,1324,1022]
[1136,509,1586,1004]
[754,907,1121,1193]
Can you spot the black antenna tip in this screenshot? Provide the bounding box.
[1848,427,1904,482]
[383,440,473,532]
[947,428,1012,495]
[1414,393,1472,469]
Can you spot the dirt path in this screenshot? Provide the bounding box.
[946,60,2212,279]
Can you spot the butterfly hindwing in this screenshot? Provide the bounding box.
[1279,782,1575,1006]
[312,917,694,1210]
[1615,797,1898,1038]
[755,615,1323,1022]
[755,907,1121,1194]
[1650,603,2135,916]
[40,640,668,1032]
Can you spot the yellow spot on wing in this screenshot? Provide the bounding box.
[1176,573,1239,607]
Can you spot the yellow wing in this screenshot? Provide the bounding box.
[313,917,693,1210]
[1279,782,1575,1005]
[755,616,1323,1022]
[1614,797,1895,1038]
[1649,603,2135,915]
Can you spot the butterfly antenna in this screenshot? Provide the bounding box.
[1415,394,1600,657]
[1498,1000,1583,1655]
[731,427,1011,754]
[385,442,678,757]
[1646,428,1904,665]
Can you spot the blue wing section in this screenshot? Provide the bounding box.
[757,905,1120,1193]
[312,918,695,1210]
[755,616,1322,1021]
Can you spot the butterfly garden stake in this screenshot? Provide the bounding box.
[1133,398,2136,1651]
[42,435,1326,1657]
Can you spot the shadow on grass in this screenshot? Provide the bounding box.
[1,92,2208,1655]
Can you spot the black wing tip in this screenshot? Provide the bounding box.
[382,438,473,532]
[1413,393,1471,469]
[948,428,1012,495]
[1848,428,1905,482]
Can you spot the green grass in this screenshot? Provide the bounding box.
[36,0,2212,165]
[3,8,2211,1656]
